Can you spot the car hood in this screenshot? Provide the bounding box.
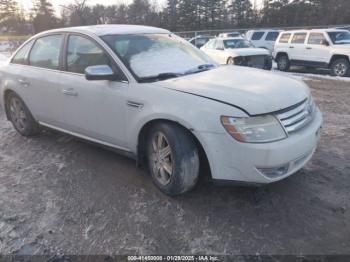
[226,48,270,57]
[332,44,350,52]
[159,66,309,115]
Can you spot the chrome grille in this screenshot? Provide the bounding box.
[276,98,316,133]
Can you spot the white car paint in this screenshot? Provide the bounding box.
[246,30,282,52]
[201,37,271,65]
[0,25,323,186]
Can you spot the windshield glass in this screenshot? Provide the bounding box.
[328,31,350,44]
[102,34,215,80]
[224,39,253,49]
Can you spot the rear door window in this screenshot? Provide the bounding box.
[29,35,63,70]
[11,40,34,65]
[251,32,265,41]
[291,33,307,44]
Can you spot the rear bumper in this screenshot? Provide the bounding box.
[199,108,323,184]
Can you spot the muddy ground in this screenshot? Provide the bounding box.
[0,77,349,256]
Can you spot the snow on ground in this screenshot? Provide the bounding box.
[271,62,350,82]
[0,53,10,65]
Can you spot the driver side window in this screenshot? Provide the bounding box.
[66,35,110,74]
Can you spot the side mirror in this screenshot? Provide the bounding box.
[321,40,330,46]
[85,65,118,81]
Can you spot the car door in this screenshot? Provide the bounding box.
[7,34,65,127]
[58,34,129,149]
[289,32,308,61]
[305,32,331,64]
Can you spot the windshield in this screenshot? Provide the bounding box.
[224,39,253,49]
[328,31,350,44]
[102,34,215,81]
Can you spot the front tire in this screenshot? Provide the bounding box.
[331,58,349,77]
[6,92,40,136]
[276,54,290,72]
[147,123,199,196]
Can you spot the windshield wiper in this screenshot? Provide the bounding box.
[185,63,215,75]
[139,72,183,83]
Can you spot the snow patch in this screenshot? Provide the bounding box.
[130,46,204,78]
[0,53,10,65]
[272,62,350,82]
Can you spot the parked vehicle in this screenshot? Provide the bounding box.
[189,35,214,48]
[201,37,272,70]
[218,32,242,38]
[274,29,350,77]
[0,25,323,195]
[245,29,282,51]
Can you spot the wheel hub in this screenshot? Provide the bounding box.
[9,97,27,131]
[151,132,173,186]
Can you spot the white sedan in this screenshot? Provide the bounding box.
[0,25,322,195]
[201,37,273,70]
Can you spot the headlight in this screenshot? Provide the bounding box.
[221,115,287,143]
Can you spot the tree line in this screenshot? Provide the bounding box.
[1,0,350,35]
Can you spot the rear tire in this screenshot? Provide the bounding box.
[331,58,349,77]
[276,54,290,72]
[6,92,40,136]
[146,123,199,196]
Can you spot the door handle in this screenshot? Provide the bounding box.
[289,46,294,49]
[18,79,30,86]
[306,47,312,50]
[62,89,78,96]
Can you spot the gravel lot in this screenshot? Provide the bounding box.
[0,76,349,256]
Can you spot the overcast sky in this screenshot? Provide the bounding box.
[17,0,264,15]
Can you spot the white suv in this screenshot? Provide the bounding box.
[274,29,350,77]
[245,29,282,51]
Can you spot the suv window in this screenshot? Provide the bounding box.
[308,33,326,45]
[29,35,63,70]
[251,32,265,41]
[66,35,110,74]
[265,32,280,41]
[12,40,34,65]
[291,33,307,44]
[279,33,291,43]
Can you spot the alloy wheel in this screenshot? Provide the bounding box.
[334,62,347,76]
[9,97,27,132]
[150,132,173,186]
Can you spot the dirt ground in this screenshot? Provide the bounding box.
[0,77,349,256]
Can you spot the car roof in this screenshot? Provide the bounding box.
[282,28,349,33]
[216,37,244,40]
[35,24,170,37]
[219,32,240,35]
